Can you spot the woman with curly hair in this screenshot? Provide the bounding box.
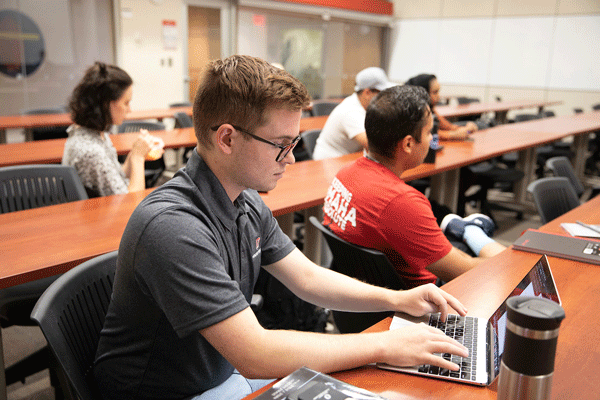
[62,62,163,196]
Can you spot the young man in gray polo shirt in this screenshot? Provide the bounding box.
[94,55,468,400]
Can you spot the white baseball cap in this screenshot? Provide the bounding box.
[354,67,396,92]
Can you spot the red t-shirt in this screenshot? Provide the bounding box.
[323,157,452,288]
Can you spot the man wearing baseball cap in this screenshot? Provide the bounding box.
[313,67,397,160]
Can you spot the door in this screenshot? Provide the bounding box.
[187,6,221,102]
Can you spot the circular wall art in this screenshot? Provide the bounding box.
[0,10,45,78]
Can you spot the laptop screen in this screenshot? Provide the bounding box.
[489,255,560,377]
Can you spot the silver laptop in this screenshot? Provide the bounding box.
[377,255,561,386]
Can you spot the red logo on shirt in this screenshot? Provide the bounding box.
[256,237,261,249]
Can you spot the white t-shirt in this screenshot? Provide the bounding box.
[312,93,366,160]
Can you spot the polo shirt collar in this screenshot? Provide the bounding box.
[185,150,247,230]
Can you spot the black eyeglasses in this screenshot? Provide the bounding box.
[211,125,301,162]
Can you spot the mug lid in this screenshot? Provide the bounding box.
[506,297,565,330]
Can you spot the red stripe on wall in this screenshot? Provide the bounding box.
[273,0,393,16]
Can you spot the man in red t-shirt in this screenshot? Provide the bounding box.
[323,85,505,289]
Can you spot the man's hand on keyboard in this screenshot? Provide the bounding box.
[382,323,469,371]
[395,283,467,322]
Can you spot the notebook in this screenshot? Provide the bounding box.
[513,229,600,266]
[377,255,560,386]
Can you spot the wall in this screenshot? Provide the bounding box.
[117,0,185,110]
[390,0,600,117]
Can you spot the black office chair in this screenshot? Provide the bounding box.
[300,129,321,159]
[511,112,573,178]
[546,156,600,200]
[0,164,88,397]
[22,107,69,141]
[527,177,580,224]
[172,112,196,164]
[31,251,118,400]
[456,97,481,122]
[0,164,88,213]
[308,217,407,334]
[310,101,338,117]
[457,160,525,223]
[117,121,167,187]
[117,121,166,134]
[169,102,191,108]
[173,112,193,129]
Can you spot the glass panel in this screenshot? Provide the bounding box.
[237,7,385,100]
[0,0,114,116]
[238,8,325,99]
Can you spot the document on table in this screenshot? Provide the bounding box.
[561,223,600,238]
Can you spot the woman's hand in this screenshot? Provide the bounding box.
[465,121,478,133]
[130,129,155,158]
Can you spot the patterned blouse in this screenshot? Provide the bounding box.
[62,125,129,196]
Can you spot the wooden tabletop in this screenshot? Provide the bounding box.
[244,195,600,400]
[0,116,329,168]
[436,99,562,118]
[1,117,595,290]
[0,100,559,131]
[0,106,193,130]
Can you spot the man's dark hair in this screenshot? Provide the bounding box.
[405,73,436,93]
[365,85,431,159]
[69,62,133,132]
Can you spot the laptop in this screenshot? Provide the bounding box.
[377,255,561,386]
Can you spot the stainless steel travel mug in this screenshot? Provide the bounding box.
[497,296,565,400]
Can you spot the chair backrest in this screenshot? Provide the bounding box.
[169,102,191,108]
[0,165,88,214]
[310,101,338,117]
[22,107,68,115]
[22,107,69,140]
[31,251,118,400]
[308,216,407,333]
[456,97,480,105]
[545,156,585,197]
[513,113,541,123]
[300,129,321,159]
[117,121,165,133]
[527,177,580,224]
[173,112,194,128]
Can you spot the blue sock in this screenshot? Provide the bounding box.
[463,225,495,256]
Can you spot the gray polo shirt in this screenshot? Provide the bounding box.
[94,150,295,399]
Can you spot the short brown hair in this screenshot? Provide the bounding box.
[69,62,132,132]
[193,55,310,148]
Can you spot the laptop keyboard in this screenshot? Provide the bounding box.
[417,314,478,381]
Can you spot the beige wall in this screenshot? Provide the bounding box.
[392,0,600,115]
[113,0,599,113]
[118,0,185,111]
[393,0,600,18]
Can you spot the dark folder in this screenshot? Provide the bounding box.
[512,229,600,266]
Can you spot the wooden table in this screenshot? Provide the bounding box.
[3,116,594,290]
[0,116,329,168]
[436,99,562,123]
[244,195,600,400]
[507,111,600,178]
[0,152,357,290]
[0,106,193,143]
